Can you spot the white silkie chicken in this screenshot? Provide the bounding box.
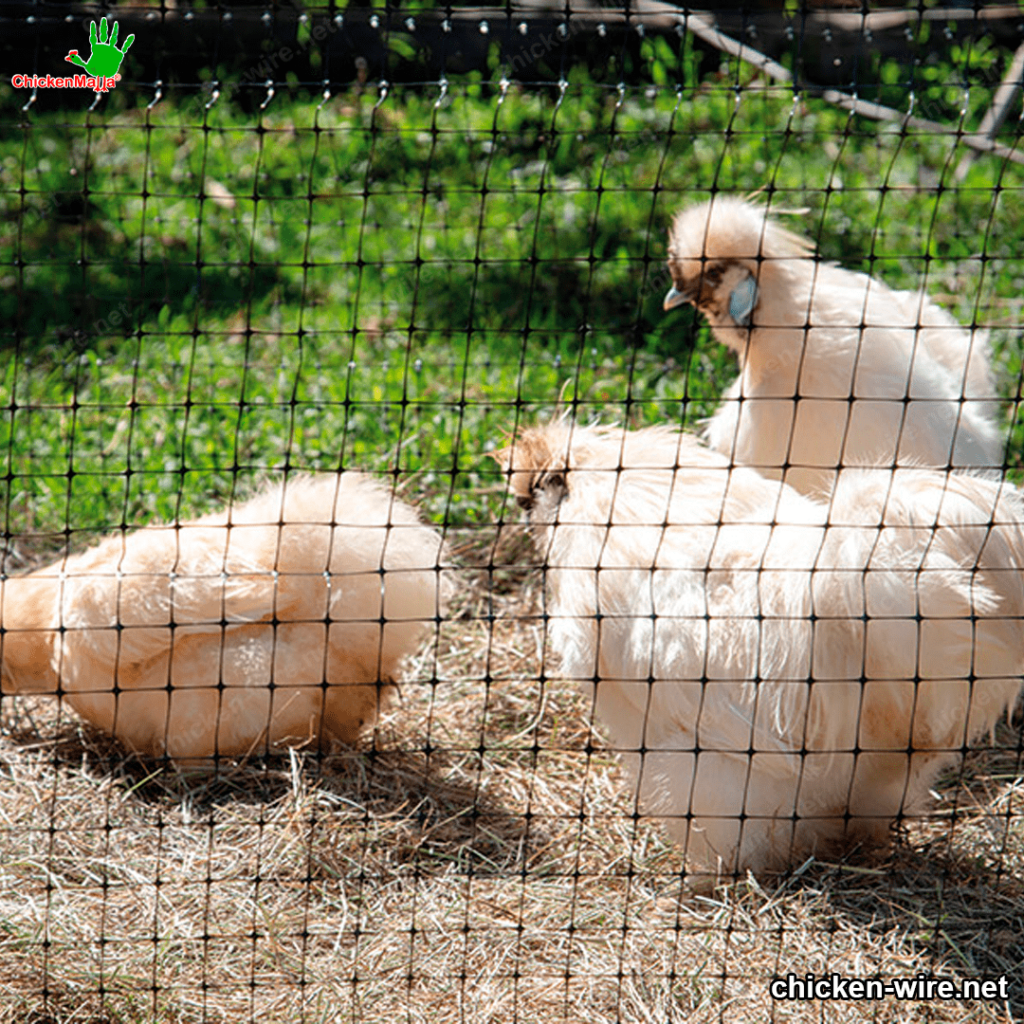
[0,474,446,764]
[663,197,1003,497]
[499,420,1024,878]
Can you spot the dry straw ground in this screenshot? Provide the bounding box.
[0,525,1022,1024]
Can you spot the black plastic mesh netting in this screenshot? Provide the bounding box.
[1,4,1023,1023]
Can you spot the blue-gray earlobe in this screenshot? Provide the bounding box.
[728,274,758,327]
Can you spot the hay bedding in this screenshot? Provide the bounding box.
[0,529,1020,1023]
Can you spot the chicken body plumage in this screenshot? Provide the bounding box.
[1,474,446,763]
[664,197,1003,497]
[500,422,1024,877]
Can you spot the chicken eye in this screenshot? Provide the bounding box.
[517,471,567,515]
[703,264,723,285]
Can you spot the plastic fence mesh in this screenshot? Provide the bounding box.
[1,4,1023,1023]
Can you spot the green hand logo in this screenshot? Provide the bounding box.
[65,20,134,78]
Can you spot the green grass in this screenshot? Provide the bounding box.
[1,40,1022,544]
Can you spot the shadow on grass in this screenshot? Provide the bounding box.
[0,703,540,882]
[778,730,1024,1017]
[1,206,305,357]
[802,845,1024,1017]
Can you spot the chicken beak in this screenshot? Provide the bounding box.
[663,284,692,311]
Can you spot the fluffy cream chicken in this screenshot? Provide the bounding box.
[664,197,1003,496]
[498,421,1024,878]
[0,474,446,764]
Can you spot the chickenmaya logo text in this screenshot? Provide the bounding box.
[11,18,134,93]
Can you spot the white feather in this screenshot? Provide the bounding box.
[665,196,1003,497]
[1,474,447,764]
[499,422,1024,878]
